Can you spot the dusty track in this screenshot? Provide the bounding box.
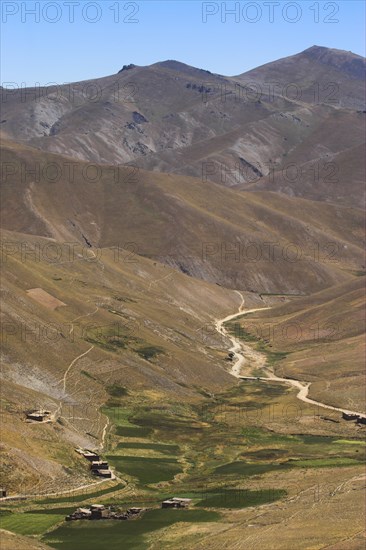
[216,293,366,420]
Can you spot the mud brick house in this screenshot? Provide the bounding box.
[162,497,192,508]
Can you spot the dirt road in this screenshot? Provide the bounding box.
[216,293,366,419]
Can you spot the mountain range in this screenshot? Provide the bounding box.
[0,46,365,549]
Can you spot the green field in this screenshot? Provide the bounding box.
[215,456,364,477]
[214,461,290,476]
[115,442,180,454]
[0,508,73,536]
[240,448,289,460]
[106,456,182,485]
[334,439,366,446]
[115,426,153,437]
[102,406,136,427]
[134,412,204,434]
[195,488,287,508]
[43,509,220,550]
[289,457,363,468]
[37,483,125,505]
[4,386,365,549]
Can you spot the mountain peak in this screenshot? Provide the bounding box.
[303,45,364,59]
[304,45,333,54]
[301,45,365,78]
[152,59,214,76]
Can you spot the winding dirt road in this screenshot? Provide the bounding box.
[216,292,366,420]
[61,345,94,395]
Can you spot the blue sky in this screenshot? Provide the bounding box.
[1,1,365,85]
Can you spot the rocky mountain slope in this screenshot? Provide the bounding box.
[1,138,364,292]
[1,47,364,201]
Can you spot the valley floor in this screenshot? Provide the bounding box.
[1,293,365,549]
